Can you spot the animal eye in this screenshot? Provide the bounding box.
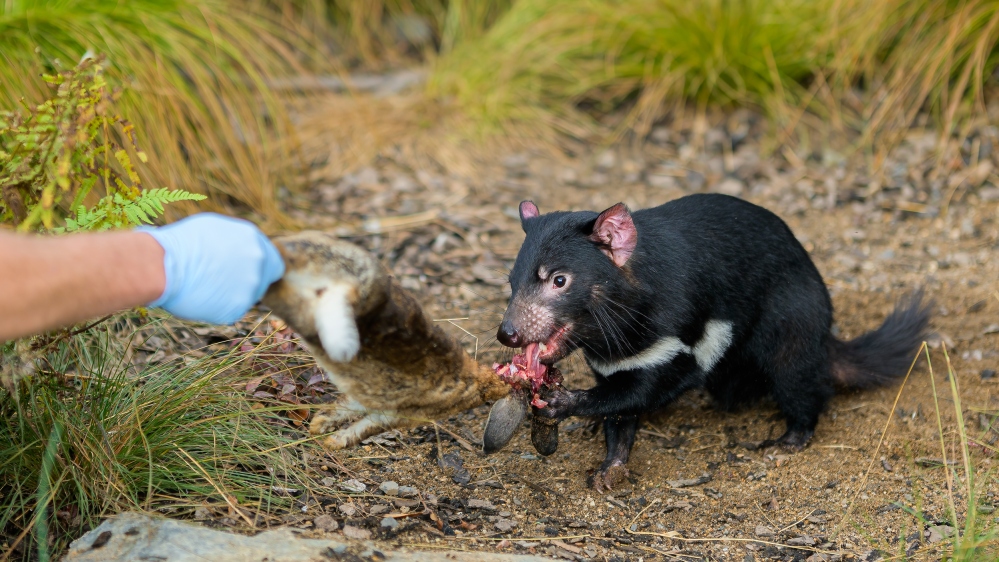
[553,275,567,288]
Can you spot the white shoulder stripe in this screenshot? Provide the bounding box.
[587,319,734,377]
[692,320,733,372]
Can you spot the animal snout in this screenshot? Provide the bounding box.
[497,321,521,348]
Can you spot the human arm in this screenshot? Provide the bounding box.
[0,213,285,342]
[0,230,165,341]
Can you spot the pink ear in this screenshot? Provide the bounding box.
[590,203,637,267]
[519,201,540,221]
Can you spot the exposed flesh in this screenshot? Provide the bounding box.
[492,342,561,408]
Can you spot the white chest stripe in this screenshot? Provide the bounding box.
[589,336,689,376]
[588,320,733,377]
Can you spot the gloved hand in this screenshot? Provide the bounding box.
[137,213,285,325]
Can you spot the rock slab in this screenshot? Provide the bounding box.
[63,512,549,562]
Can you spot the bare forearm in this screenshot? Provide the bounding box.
[0,231,165,341]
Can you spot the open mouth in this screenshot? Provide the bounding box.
[535,324,571,363]
[493,342,559,408]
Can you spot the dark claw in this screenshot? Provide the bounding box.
[588,462,630,492]
[760,428,813,451]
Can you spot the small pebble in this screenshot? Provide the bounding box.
[398,485,418,498]
[380,517,400,531]
[494,518,517,532]
[467,499,495,510]
[755,525,775,537]
[341,479,366,493]
[926,525,955,544]
[338,503,359,517]
[788,536,816,546]
[982,369,996,380]
[716,178,745,197]
[646,172,678,189]
[686,170,706,190]
[313,514,338,532]
[379,481,399,496]
[596,149,616,170]
[342,525,371,540]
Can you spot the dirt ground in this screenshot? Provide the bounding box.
[210,104,999,561]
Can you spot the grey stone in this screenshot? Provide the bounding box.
[494,518,517,532]
[980,186,999,201]
[787,536,816,546]
[379,481,400,496]
[398,485,419,498]
[686,170,706,190]
[646,172,678,189]
[370,505,391,515]
[391,175,418,192]
[354,167,379,187]
[755,525,775,537]
[926,525,955,544]
[650,127,671,144]
[338,503,359,517]
[557,167,579,185]
[468,499,496,510]
[342,479,366,493]
[63,512,548,562]
[596,149,616,170]
[381,517,400,530]
[342,525,372,540]
[313,514,338,532]
[667,473,712,488]
[716,178,745,196]
[502,153,529,170]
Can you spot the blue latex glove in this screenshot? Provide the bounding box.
[137,213,285,325]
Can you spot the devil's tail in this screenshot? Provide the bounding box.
[829,289,933,389]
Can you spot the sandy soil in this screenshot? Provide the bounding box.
[232,106,999,561]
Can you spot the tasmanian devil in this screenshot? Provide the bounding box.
[496,193,931,491]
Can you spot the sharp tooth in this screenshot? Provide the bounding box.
[539,343,548,353]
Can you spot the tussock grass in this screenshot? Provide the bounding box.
[837,343,999,560]
[0,0,322,224]
[426,0,999,148]
[0,320,322,561]
[310,0,513,67]
[923,345,999,560]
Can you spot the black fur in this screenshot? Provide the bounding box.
[499,193,931,487]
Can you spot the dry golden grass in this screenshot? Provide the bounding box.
[0,0,326,226]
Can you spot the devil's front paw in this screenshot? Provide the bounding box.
[533,387,576,419]
[588,461,630,493]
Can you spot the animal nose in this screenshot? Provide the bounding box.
[497,321,521,348]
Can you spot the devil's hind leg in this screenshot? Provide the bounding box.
[749,287,835,450]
